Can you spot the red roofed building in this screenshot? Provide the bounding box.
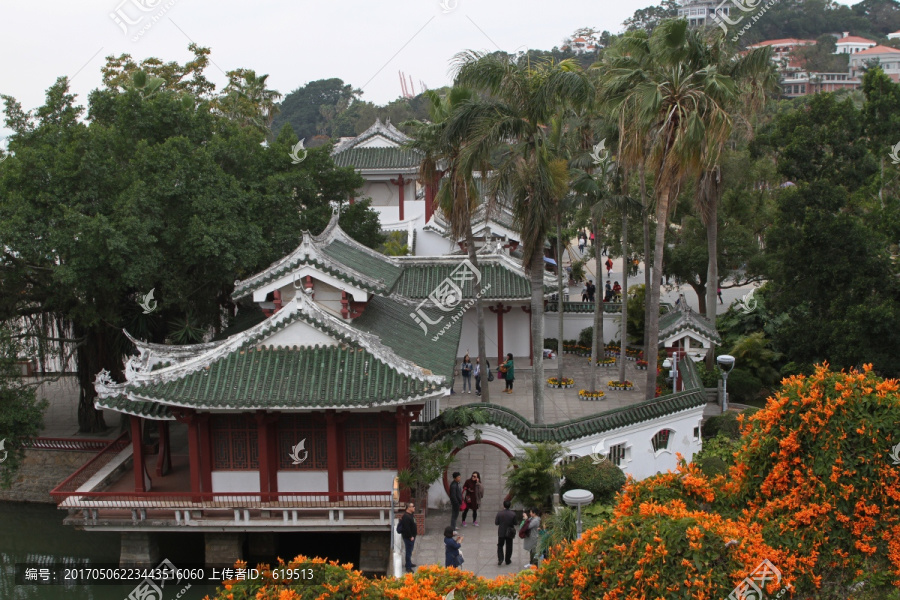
[834,33,877,54]
[747,38,816,67]
[849,45,900,82]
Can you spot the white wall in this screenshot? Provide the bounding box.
[416,230,456,256]
[263,320,337,348]
[277,471,329,492]
[404,200,425,221]
[542,311,623,343]
[343,470,396,492]
[211,471,260,493]
[423,406,705,507]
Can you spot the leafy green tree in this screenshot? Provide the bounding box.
[0,67,369,431]
[623,0,679,33]
[0,327,47,488]
[217,69,283,140]
[791,35,850,73]
[101,43,216,98]
[271,78,361,141]
[504,442,565,510]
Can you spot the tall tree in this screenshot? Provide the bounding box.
[600,21,740,398]
[451,52,594,423]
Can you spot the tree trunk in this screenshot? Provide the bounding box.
[590,213,604,393]
[465,223,489,403]
[645,184,673,400]
[693,281,708,316]
[530,247,546,425]
[556,214,565,385]
[618,207,629,386]
[75,324,112,433]
[704,169,720,369]
[640,162,652,350]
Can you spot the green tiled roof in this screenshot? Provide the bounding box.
[321,241,403,289]
[332,147,422,170]
[391,263,542,300]
[232,254,389,300]
[412,359,706,444]
[658,308,721,343]
[96,396,174,420]
[353,295,463,382]
[131,345,440,410]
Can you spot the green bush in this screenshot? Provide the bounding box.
[702,412,741,440]
[505,443,564,511]
[726,367,763,403]
[780,361,814,378]
[544,338,558,352]
[694,434,742,476]
[694,361,723,388]
[578,327,593,347]
[561,455,627,504]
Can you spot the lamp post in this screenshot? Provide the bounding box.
[662,351,679,392]
[562,489,594,538]
[717,354,736,412]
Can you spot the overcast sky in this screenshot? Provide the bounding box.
[1,0,857,140]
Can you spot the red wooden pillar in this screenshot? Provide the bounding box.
[325,411,342,502]
[155,421,172,477]
[425,172,442,223]
[522,305,533,366]
[198,414,212,493]
[489,303,512,365]
[255,412,279,501]
[130,415,148,492]
[185,417,202,498]
[395,408,412,503]
[273,289,283,313]
[390,174,406,221]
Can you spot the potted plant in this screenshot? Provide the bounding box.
[547,377,575,389]
[636,360,648,370]
[578,389,606,400]
[607,380,634,391]
[595,357,617,368]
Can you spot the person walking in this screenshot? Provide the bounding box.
[522,508,542,567]
[461,471,484,526]
[399,502,417,573]
[604,280,613,302]
[586,280,595,303]
[449,472,463,530]
[718,287,724,304]
[444,526,464,568]
[578,234,585,254]
[473,359,481,396]
[495,500,517,566]
[612,281,622,302]
[461,354,473,394]
[605,257,614,276]
[501,353,515,394]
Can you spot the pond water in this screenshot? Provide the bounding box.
[0,503,217,600]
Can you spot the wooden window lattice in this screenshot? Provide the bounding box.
[651,429,673,453]
[211,414,258,470]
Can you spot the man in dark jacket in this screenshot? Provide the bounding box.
[494,500,517,566]
[399,502,417,573]
[449,472,463,530]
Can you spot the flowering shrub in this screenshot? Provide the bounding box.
[547,377,574,386]
[594,357,616,366]
[578,389,605,399]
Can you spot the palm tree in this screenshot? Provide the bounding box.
[450,52,594,423]
[406,88,493,403]
[693,42,775,358]
[219,69,283,140]
[600,21,740,399]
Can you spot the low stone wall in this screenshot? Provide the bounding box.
[0,448,95,503]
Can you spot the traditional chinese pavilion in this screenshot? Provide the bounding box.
[51,212,548,571]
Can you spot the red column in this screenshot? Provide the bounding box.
[522,305,534,366]
[186,417,202,498]
[390,175,406,221]
[489,303,512,365]
[198,414,212,493]
[325,411,341,502]
[155,421,171,477]
[130,416,147,492]
[273,290,283,313]
[395,408,411,503]
[256,413,279,501]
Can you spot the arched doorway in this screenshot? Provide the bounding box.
[444,441,514,516]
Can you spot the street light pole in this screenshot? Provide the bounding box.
[717,354,735,413]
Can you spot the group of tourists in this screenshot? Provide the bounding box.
[398,470,546,573]
[458,353,515,395]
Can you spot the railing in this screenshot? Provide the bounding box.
[545,301,673,314]
[53,490,395,527]
[27,437,120,452]
[49,432,130,495]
